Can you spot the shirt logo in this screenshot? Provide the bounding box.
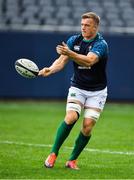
[74,45,80,51]
[70,93,76,97]
[78,66,91,69]
[89,45,92,51]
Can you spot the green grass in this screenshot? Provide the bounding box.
[0,101,134,179]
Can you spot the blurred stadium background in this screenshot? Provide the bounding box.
[0,0,134,101]
[0,1,134,179]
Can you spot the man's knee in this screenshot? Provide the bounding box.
[82,109,101,136]
[65,102,81,124]
[65,111,77,124]
[82,119,96,136]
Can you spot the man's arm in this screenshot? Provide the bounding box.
[56,42,99,67]
[39,55,69,77]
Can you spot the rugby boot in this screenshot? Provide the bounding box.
[44,153,57,168]
[65,160,79,170]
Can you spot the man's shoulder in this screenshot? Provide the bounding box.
[67,34,83,49]
[97,33,108,44]
[94,33,108,48]
[68,34,82,42]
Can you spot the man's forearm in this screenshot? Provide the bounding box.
[49,56,68,74]
[48,59,63,74]
[68,50,96,67]
[56,43,98,67]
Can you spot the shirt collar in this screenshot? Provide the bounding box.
[82,33,98,43]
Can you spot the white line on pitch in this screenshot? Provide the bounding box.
[0,140,134,156]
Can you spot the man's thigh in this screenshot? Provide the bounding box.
[85,87,108,110]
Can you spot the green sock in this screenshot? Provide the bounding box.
[69,131,91,160]
[51,121,75,155]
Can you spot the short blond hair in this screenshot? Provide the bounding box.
[81,12,100,26]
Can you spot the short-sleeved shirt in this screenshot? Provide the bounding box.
[67,33,109,91]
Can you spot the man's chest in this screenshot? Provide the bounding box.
[73,41,93,55]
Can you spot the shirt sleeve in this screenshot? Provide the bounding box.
[66,35,77,50]
[90,40,108,59]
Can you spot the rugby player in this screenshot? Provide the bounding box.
[39,12,109,170]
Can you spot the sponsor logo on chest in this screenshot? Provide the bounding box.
[74,45,80,51]
[89,45,92,51]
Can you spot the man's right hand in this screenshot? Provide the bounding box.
[38,67,51,77]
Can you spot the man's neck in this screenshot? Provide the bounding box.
[83,33,98,42]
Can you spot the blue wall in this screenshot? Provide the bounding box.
[0,31,134,101]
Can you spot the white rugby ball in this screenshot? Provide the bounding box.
[15,58,39,78]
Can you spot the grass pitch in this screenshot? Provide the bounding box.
[0,101,134,179]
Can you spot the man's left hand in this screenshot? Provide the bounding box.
[56,42,71,56]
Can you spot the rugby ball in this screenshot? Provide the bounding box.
[15,58,39,78]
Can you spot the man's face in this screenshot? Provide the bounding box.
[81,18,97,39]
